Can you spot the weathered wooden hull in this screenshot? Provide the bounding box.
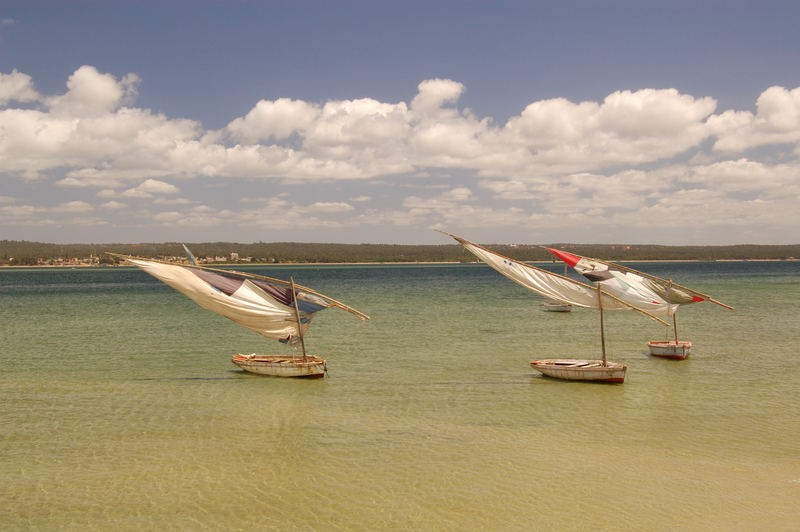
[530,359,626,383]
[232,353,326,378]
[647,340,692,359]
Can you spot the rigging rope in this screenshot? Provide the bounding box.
[325,319,367,357]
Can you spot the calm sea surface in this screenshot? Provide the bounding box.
[1,261,799,530]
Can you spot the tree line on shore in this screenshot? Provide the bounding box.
[2,240,799,266]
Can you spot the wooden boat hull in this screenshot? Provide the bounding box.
[542,302,572,312]
[232,353,326,378]
[530,359,626,383]
[647,340,692,359]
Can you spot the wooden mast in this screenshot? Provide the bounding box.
[290,277,307,362]
[673,313,679,345]
[666,280,680,345]
[598,285,607,366]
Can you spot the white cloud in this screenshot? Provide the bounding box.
[397,196,525,229]
[2,66,800,244]
[304,201,355,213]
[57,177,94,188]
[410,79,465,114]
[223,98,319,143]
[4,66,790,188]
[121,179,179,198]
[137,178,179,195]
[0,200,108,228]
[501,88,717,173]
[0,69,40,105]
[305,98,410,152]
[52,200,93,213]
[439,187,473,201]
[400,187,479,222]
[709,86,800,152]
[680,158,799,198]
[0,203,37,219]
[46,66,139,117]
[0,108,80,178]
[153,197,196,205]
[152,211,184,223]
[1,87,200,183]
[120,189,149,198]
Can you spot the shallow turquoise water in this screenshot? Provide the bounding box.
[1,262,799,530]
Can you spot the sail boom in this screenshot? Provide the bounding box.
[706,297,734,310]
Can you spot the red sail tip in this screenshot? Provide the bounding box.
[546,247,581,268]
[692,296,705,303]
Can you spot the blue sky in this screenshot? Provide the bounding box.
[2,1,799,245]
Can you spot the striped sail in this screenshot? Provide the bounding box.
[129,259,330,345]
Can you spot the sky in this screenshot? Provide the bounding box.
[1,1,800,245]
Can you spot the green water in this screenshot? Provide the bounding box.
[1,262,799,530]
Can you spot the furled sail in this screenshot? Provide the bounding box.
[545,248,732,311]
[441,232,668,324]
[128,258,331,344]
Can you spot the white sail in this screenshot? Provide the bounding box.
[129,258,320,343]
[444,233,668,323]
[544,249,678,319]
[546,247,731,312]
[640,279,700,305]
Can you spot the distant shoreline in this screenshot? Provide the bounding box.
[2,257,797,269]
[3,240,799,265]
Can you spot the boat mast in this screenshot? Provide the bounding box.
[673,313,679,345]
[666,281,680,345]
[598,285,607,366]
[290,277,307,362]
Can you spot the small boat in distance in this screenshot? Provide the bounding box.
[438,231,668,383]
[542,301,572,312]
[545,248,732,360]
[647,340,692,359]
[107,251,369,377]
